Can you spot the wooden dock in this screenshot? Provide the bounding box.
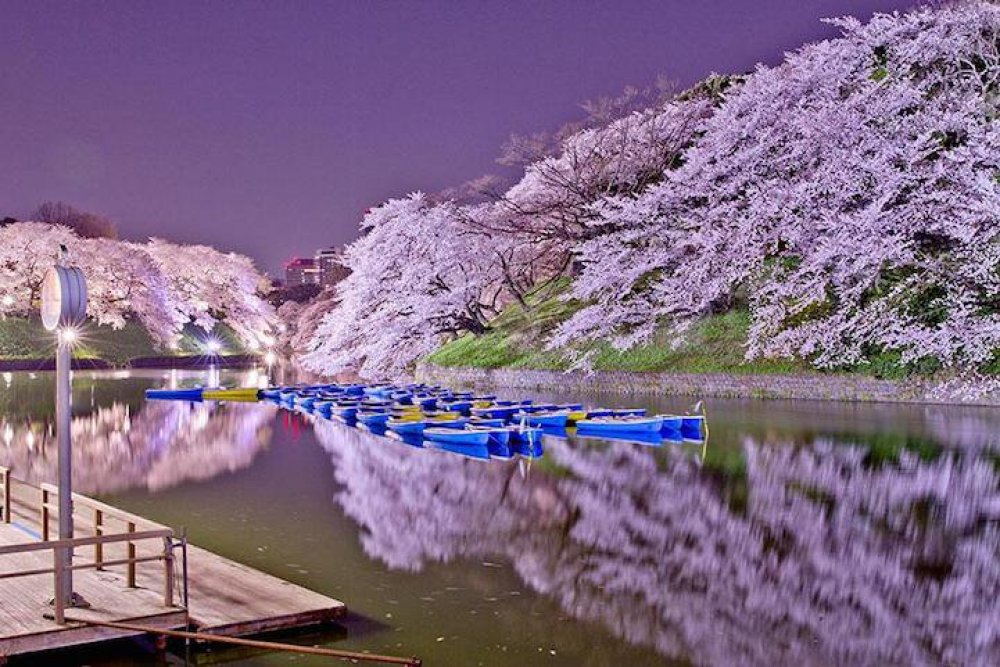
[0,466,345,659]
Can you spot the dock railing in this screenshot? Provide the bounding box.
[0,466,180,624]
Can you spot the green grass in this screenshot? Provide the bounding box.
[0,317,252,366]
[427,289,811,375]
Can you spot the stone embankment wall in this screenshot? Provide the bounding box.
[415,363,1000,407]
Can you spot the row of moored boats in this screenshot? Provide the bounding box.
[145,382,707,462]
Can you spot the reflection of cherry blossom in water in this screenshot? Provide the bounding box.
[314,420,1000,666]
[0,401,277,494]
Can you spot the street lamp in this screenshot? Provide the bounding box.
[40,258,88,613]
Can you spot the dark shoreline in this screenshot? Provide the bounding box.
[415,363,998,407]
[0,354,261,372]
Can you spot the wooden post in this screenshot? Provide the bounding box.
[163,537,174,607]
[126,521,136,588]
[1,467,9,523]
[41,487,50,541]
[52,547,65,624]
[94,509,103,570]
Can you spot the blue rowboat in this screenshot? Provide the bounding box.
[385,430,425,448]
[313,400,335,415]
[661,431,684,444]
[613,408,647,417]
[471,394,497,402]
[440,400,473,414]
[427,439,491,461]
[413,396,438,410]
[514,411,569,428]
[358,411,391,427]
[510,428,544,457]
[331,405,351,416]
[145,388,203,401]
[388,419,426,435]
[557,403,584,411]
[575,430,664,446]
[278,391,299,403]
[471,406,517,420]
[468,417,506,428]
[425,417,470,429]
[681,415,705,438]
[452,391,473,399]
[297,395,318,409]
[424,427,490,447]
[658,415,683,433]
[467,425,511,446]
[477,427,514,459]
[259,387,283,399]
[576,416,664,433]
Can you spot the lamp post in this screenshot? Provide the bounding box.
[40,256,88,610]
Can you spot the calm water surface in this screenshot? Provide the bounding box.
[2,367,999,666]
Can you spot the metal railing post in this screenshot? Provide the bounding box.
[126,521,137,588]
[1,467,10,523]
[163,537,174,607]
[52,547,65,624]
[41,487,49,541]
[94,508,103,570]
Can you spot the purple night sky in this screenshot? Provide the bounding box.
[1,0,917,275]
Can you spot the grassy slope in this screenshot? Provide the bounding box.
[0,317,251,366]
[427,289,810,375]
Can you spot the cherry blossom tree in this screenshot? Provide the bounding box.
[0,222,275,348]
[555,2,1000,371]
[0,222,76,316]
[302,194,505,378]
[145,238,278,347]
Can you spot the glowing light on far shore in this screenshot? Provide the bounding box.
[205,338,223,355]
[1,295,13,307]
[59,328,78,345]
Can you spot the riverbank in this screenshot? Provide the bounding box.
[0,354,262,372]
[415,363,1000,407]
[0,317,260,370]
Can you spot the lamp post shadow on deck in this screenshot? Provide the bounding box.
[40,247,91,611]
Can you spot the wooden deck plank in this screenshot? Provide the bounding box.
[0,477,345,658]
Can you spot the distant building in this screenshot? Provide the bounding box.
[315,247,350,287]
[284,257,319,287]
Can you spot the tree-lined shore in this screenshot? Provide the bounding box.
[288,2,1000,391]
[0,220,277,360]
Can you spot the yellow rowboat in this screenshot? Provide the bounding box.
[202,388,261,402]
[472,400,493,409]
[424,411,460,421]
[390,412,424,422]
[567,410,588,424]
